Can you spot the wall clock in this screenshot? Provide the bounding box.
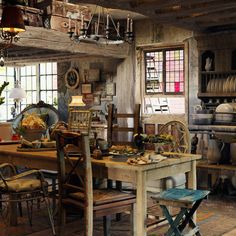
[65,68,80,89]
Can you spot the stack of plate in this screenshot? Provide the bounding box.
[206,75,236,93]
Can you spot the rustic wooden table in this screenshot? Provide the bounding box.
[0,144,201,236]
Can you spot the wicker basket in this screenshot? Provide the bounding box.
[21,129,46,142]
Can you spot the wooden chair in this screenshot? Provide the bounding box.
[55,130,136,236]
[0,163,55,235]
[68,109,92,135]
[107,104,140,147]
[147,121,190,226]
[152,188,210,236]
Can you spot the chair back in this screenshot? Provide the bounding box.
[55,131,93,210]
[159,120,190,153]
[68,109,92,135]
[107,104,140,146]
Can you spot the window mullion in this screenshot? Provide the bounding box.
[36,64,40,101]
[163,49,166,95]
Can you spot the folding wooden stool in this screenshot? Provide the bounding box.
[152,188,210,236]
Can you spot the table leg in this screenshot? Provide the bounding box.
[136,171,147,236]
[187,160,197,190]
[187,160,197,223]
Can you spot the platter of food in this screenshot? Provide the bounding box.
[108,145,141,157]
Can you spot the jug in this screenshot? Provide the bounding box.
[207,134,224,164]
[205,57,212,71]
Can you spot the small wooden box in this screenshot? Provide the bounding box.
[37,0,91,32]
[18,5,43,27]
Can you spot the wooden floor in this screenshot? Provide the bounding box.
[0,195,236,236]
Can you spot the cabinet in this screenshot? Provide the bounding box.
[198,49,236,105]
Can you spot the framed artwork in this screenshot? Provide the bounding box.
[106,82,116,96]
[84,69,100,82]
[81,83,92,94]
[93,95,101,105]
[65,68,80,89]
[144,124,155,135]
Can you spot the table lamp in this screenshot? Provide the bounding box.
[69,95,86,107]
[9,81,26,115]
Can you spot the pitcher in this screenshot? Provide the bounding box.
[207,135,223,164]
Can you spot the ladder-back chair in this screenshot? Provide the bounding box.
[68,109,92,135]
[107,104,140,147]
[55,131,136,236]
[147,121,190,226]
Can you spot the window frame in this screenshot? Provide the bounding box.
[0,62,58,122]
[144,46,185,95]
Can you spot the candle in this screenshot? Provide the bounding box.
[75,20,78,35]
[117,22,120,35]
[130,19,133,33]
[127,15,130,32]
[106,13,109,28]
[81,15,84,29]
[68,16,71,31]
[95,22,97,34]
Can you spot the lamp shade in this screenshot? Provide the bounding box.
[9,87,26,100]
[69,95,86,107]
[1,5,26,33]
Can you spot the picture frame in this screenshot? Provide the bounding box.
[84,69,100,82]
[65,68,80,89]
[93,95,101,105]
[144,124,156,135]
[106,82,116,96]
[81,83,92,94]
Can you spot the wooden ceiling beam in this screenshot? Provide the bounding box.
[5,26,130,59]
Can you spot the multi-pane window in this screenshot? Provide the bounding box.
[0,62,57,121]
[39,62,57,106]
[145,47,184,94]
[20,65,37,110]
[144,47,185,114]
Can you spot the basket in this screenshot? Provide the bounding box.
[21,129,46,142]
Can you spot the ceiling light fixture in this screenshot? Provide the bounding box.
[0,5,26,46]
[68,5,134,45]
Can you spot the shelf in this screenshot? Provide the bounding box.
[198,92,236,98]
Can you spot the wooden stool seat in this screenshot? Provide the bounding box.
[152,188,210,236]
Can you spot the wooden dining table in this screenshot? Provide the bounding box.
[0,144,201,236]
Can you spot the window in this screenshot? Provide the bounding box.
[0,62,57,121]
[144,46,185,114]
[145,47,184,94]
[0,67,15,121]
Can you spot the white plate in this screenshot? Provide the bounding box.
[233,76,236,93]
[206,80,212,92]
[229,76,235,93]
[225,76,232,93]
